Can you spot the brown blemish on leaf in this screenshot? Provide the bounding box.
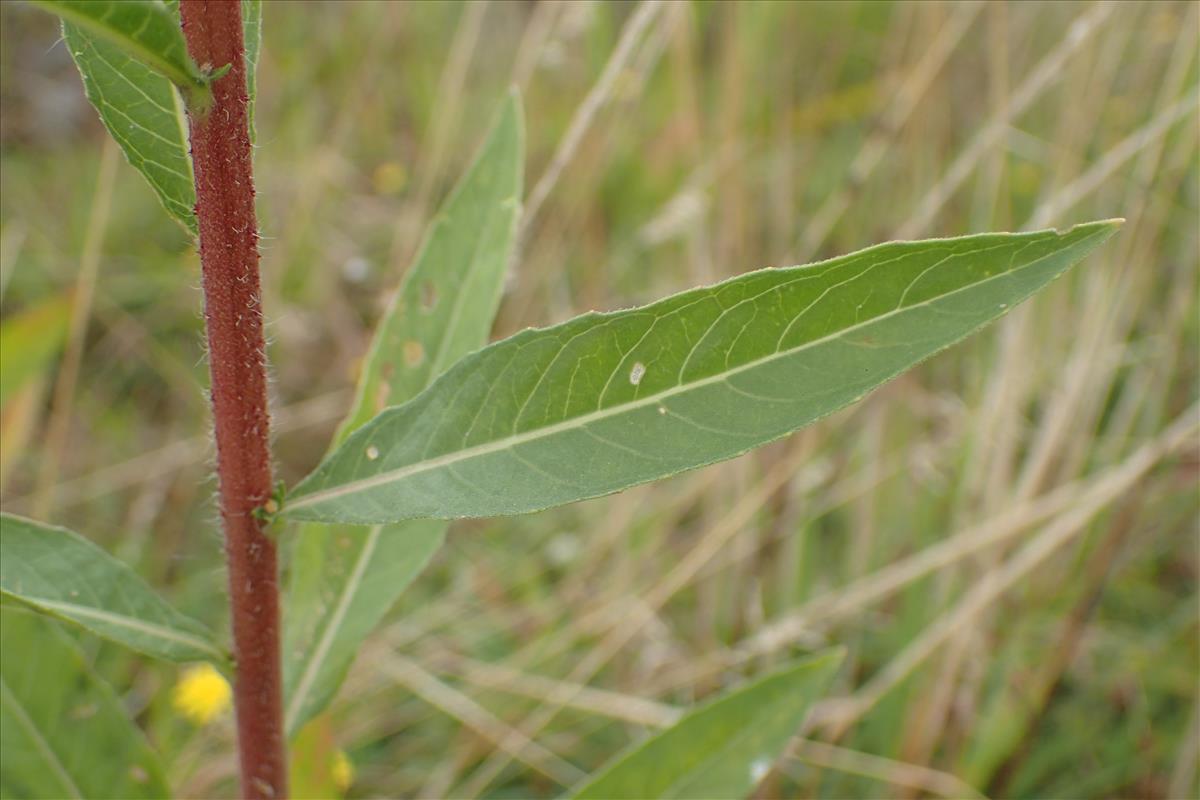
[404,341,425,367]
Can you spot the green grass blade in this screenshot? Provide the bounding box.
[0,607,170,799]
[569,649,844,799]
[284,220,1122,524]
[29,0,209,102]
[283,91,524,736]
[0,513,226,665]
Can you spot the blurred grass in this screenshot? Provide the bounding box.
[1,1,1197,798]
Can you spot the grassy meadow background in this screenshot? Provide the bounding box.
[1,1,1197,797]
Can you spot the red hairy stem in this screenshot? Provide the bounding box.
[180,2,287,797]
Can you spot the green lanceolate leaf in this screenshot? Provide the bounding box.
[31,0,211,107]
[0,606,170,799]
[61,18,197,234]
[53,0,261,234]
[283,91,524,736]
[284,220,1122,524]
[0,513,226,665]
[570,649,844,799]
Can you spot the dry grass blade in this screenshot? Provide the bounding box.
[897,2,1113,238]
[1027,94,1198,230]
[379,656,584,788]
[785,739,987,800]
[443,654,682,729]
[31,138,117,518]
[520,0,663,243]
[794,1,982,261]
[810,405,1199,737]
[457,445,810,795]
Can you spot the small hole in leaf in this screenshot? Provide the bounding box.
[420,281,438,312]
[404,341,425,367]
[366,445,380,460]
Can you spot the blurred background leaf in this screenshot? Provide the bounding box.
[0,605,170,799]
[284,91,523,736]
[571,649,843,799]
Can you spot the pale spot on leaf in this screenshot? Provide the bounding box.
[629,362,646,386]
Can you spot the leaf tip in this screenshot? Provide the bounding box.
[1054,217,1125,237]
[808,645,847,673]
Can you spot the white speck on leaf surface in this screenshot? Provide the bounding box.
[629,362,646,386]
[750,757,772,784]
[366,445,380,460]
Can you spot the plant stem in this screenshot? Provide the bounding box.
[179,2,286,797]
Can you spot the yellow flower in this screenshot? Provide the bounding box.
[172,664,232,725]
[331,749,355,793]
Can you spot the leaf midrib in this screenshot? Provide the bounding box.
[8,595,222,662]
[287,231,1098,513]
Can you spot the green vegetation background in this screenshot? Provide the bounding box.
[0,2,1196,798]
